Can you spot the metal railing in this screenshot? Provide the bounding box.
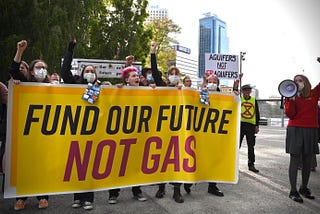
[256,99,287,127]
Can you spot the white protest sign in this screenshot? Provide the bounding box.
[66,58,142,79]
[205,53,239,79]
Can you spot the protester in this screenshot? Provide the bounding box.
[183,76,192,87]
[10,42,50,84]
[101,81,112,86]
[50,72,60,84]
[201,72,220,91]
[0,81,8,175]
[146,41,184,203]
[9,40,50,210]
[18,61,29,78]
[139,41,166,87]
[140,67,155,85]
[284,74,320,203]
[136,41,187,203]
[60,40,95,211]
[318,104,320,143]
[151,65,184,203]
[109,44,163,204]
[139,74,148,86]
[239,84,260,173]
[108,66,150,205]
[184,71,241,197]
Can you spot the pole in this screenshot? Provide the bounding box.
[239,52,242,90]
[239,51,246,93]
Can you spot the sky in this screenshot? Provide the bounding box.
[149,0,320,98]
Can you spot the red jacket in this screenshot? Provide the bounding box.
[285,83,320,128]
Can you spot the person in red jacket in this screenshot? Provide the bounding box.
[284,74,320,203]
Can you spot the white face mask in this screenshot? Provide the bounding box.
[169,75,179,84]
[298,82,304,91]
[207,83,218,91]
[83,73,96,83]
[146,74,154,82]
[51,80,60,85]
[34,68,47,82]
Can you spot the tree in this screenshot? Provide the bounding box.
[0,0,33,80]
[144,17,181,73]
[0,0,152,81]
[97,0,152,63]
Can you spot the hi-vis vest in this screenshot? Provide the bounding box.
[241,96,256,125]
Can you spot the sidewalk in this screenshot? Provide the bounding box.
[1,126,319,213]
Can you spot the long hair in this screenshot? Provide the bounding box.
[166,66,181,86]
[294,74,311,98]
[168,66,180,76]
[80,65,97,84]
[21,60,29,70]
[28,59,50,83]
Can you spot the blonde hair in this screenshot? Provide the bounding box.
[21,60,29,70]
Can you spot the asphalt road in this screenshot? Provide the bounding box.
[1,126,319,213]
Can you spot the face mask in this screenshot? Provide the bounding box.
[169,75,179,84]
[207,83,218,91]
[83,73,96,83]
[34,68,47,82]
[297,82,304,91]
[51,80,59,85]
[146,74,154,82]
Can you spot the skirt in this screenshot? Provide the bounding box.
[286,126,319,154]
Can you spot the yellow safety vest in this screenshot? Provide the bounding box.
[241,96,256,125]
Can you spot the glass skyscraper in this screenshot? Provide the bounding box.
[198,14,229,78]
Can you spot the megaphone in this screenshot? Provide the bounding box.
[278,79,298,109]
[278,79,298,98]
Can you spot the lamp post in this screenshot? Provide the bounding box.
[239,51,246,90]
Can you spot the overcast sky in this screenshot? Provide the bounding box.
[149,0,320,98]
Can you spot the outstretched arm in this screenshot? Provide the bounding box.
[125,55,135,67]
[150,41,166,86]
[9,40,28,81]
[14,40,27,63]
[61,40,77,84]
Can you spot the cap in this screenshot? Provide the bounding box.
[241,84,252,90]
[121,66,138,78]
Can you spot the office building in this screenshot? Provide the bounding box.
[198,13,229,78]
[147,5,199,88]
[171,45,199,89]
[146,5,168,22]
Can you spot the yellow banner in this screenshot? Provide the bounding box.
[4,82,240,198]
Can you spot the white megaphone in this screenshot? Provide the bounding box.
[278,79,298,109]
[278,79,298,98]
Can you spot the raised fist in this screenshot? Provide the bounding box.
[125,55,135,67]
[150,41,158,53]
[17,40,27,51]
[68,39,77,52]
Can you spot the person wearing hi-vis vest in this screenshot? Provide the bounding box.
[240,84,260,173]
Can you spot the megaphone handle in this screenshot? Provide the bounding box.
[280,96,284,109]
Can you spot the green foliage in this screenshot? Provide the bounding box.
[144,18,181,73]
[102,0,152,62]
[0,0,151,81]
[0,0,181,82]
